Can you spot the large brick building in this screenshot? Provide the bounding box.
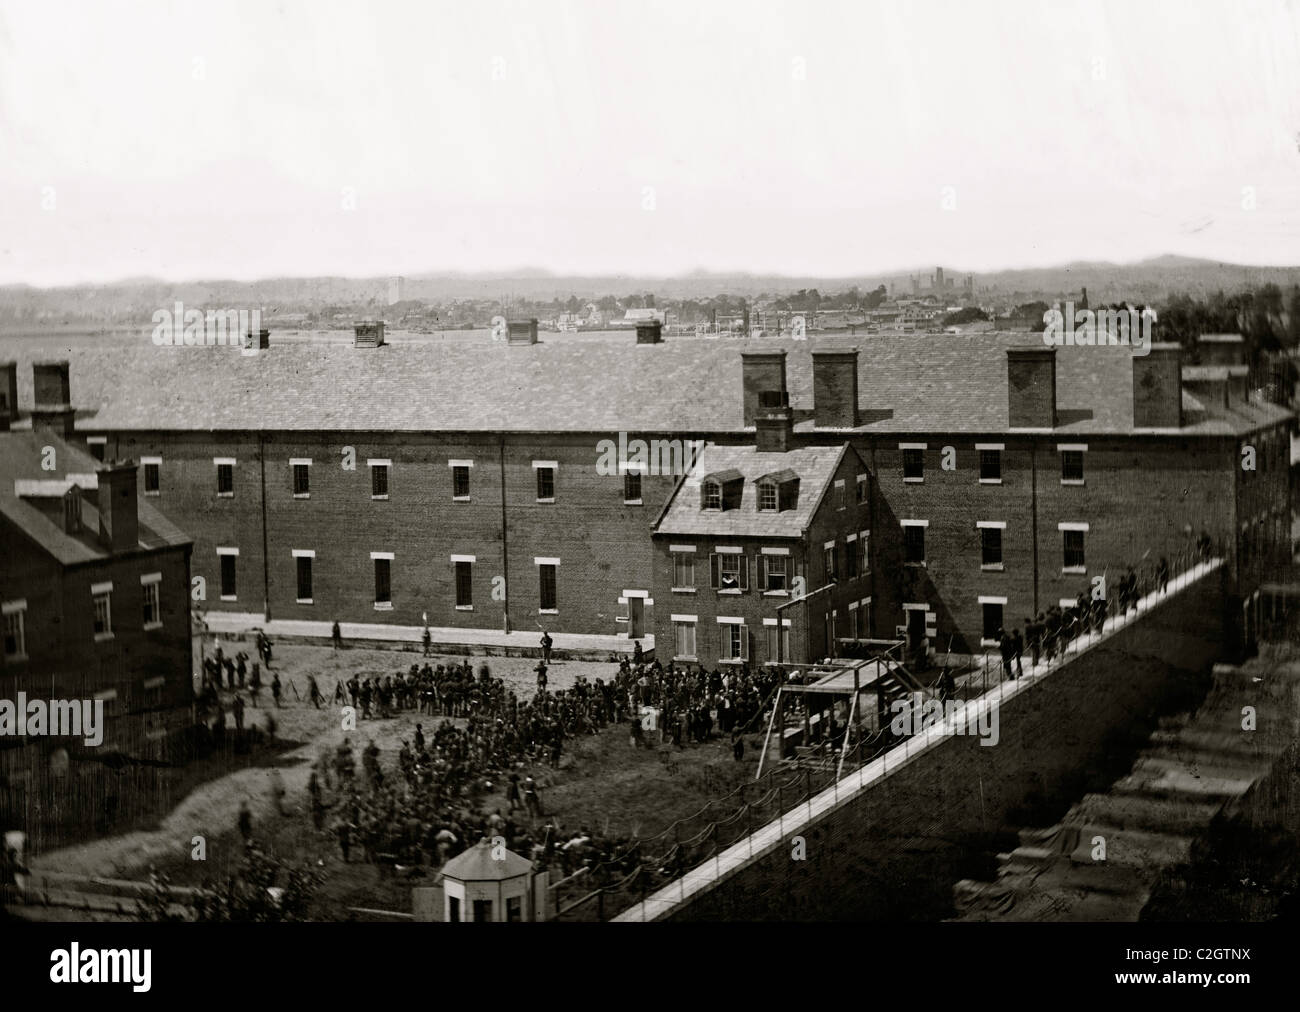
[1,362,194,840]
[3,327,1290,666]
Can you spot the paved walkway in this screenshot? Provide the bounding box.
[198,611,651,659]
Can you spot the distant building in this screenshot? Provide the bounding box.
[387,276,405,306]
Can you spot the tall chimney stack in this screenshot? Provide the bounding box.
[1133,344,1183,428]
[31,361,75,436]
[96,460,140,554]
[1006,348,1057,429]
[740,349,788,427]
[754,391,794,452]
[811,348,860,428]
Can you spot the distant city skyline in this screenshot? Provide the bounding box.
[1,0,1298,287]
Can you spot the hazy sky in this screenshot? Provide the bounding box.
[1,0,1298,285]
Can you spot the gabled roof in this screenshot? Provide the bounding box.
[655,443,852,539]
[0,430,190,566]
[701,468,743,485]
[440,837,532,881]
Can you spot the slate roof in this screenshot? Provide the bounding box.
[655,443,851,539]
[0,430,190,565]
[0,331,1290,437]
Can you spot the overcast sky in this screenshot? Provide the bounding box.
[1,0,1297,286]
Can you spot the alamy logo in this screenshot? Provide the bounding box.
[151,302,262,347]
[0,694,104,747]
[595,433,706,477]
[888,691,999,746]
[49,944,151,992]
[1042,302,1155,356]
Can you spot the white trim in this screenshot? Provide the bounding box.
[374,602,393,611]
[1,598,27,615]
[289,458,313,466]
[367,458,391,467]
[620,460,648,474]
[1056,443,1089,453]
[623,589,650,599]
[898,442,927,450]
[823,540,836,550]
[215,546,239,556]
[716,616,745,625]
[90,581,113,595]
[976,520,1007,529]
[860,596,872,607]
[370,551,395,560]
[1062,566,1087,575]
[1059,598,1078,609]
[847,600,858,611]
[139,455,162,465]
[761,618,793,627]
[902,602,929,611]
[1058,522,1090,531]
[669,544,696,553]
[450,554,477,563]
[978,595,1008,605]
[670,614,698,623]
[534,557,560,566]
[531,460,558,469]
[213,457,236,466]
[900,519,929,527]
[974,443,1005,451]
[86,435,107,445]
[846,533,857,543]
[140,572,162,585]
[142,675,165,690]
[448,459,475,468]
[292,549,316,558]
[93,688,117,701]
[760,546,790,555]
[714,546,743,555]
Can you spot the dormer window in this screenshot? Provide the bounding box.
[758,469,800,512]
[757,481,777,512]
[703,480,722,510]
[700,469,744,511]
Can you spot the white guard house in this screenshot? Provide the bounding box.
[438,837,537,922]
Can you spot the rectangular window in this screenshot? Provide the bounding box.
[760,554,788,592]
[703,482,722,510]
[506,896,522,923]
[982,602,1004,642]
[721,622,748,661]
[455,560,473,608]
[536,466,555,501]
[902,448,924,481]
[981,527,1003,567]
[371,463,389,499]
[846,537,859,578]
[765,623,790,662]
[710,552,748,592]
[824,543,838,582]
[216,462,234,496]
[296,556,313,602]
[141,575,162,629]
[1061,450,1084,483]
[1063,529,1085,571]
[853,603,868,640]
[672,551,695,590]
[293,463,311,496]
[979,448,1002,482]
[903,525,926,565]
[856,473,868,504]
[858,532,870,575]
[87,437,106,461]
[623,472,642,503]
[757,482,777,512]
[539,563,557,611]
[834,479,846,510]
[452,465,471,499]
[2,602,27,660]
[143,461,160,495]
[219,554,237,599]
[674,620,697,659]
[374,557,391,605]
[92,587,113,639]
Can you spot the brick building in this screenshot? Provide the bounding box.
[1,362,194,841]
[2,328,1290,665]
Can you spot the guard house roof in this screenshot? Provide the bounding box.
[439,837,533,882]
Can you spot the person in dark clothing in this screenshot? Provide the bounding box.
[1157,556,1170,594]
[1011,628,1024,677]
[308,674,323,709]
[731,729,745,761]
[332,620,343,651]
[998,629,1015,680]
[237,801,252,844]
[271,674,282,708]
[539,631,553,665]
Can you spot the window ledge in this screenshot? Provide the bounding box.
[539,608,558,615]
[624,499,643,506]
[1060,479,1085,486]
[4,653,28,663]
[903,477,924,484]
[297,598,314,605]
[452,496,472,503]
[294,493,310,499]
[217,492,234,499]
[981,563,1005,572]
[979,478,1003,485]
[762,590,789,597]
[373,602,393,611]
[672,587,696,594]
[143,621,163,632]
[980,638,1000,648]
[94,632,115,643]
[904,561,927,569]
[144,490,160,497]
[673,655,698,663]
[718,658,746,666]
[1062,566,1086,575]
[455,605,474,612]
[371,495,389,501]
[220,595,237,603]
[536,498,556,504]
[717,588,743,595]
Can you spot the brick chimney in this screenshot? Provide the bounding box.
[741,349,788,427]
[635,321,663,345]
[811,348,860,428]
[96,461,139,553]
[31,361,75,436]
[1133,344,1183,428]
[0,361,16,422]
[754,391,794,452]
[1006,348,1057,429]
[507,319,538,346]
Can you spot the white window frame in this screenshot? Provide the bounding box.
[533,460,557,503]
[216,546,239,601]
[140,456,162,497]
[1058,444,1087,485]
[535,557,560,614]
[290,458,312,498]
[1059,523,1088,574]
[671,546,696,592]
[141,572,163,630]
[900,443,926,483]
[979,595,1008,646]
[371,551,394,610]
[91,581,114,642]
[452,556,475,610]
[976,443,1004,484]
[449,460,474,502]
[214,457,236,498]
[369,459,391,500]
[671,615,698,661]
[292,549,315,604]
